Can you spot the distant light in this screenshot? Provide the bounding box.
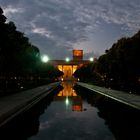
[41,55,49,63]
[61,78,64,81]
[65,57,70,62]
[89,57,94,62]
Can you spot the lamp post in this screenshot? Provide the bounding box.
[39,54,49,83]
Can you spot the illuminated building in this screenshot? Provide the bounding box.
[50,50,93,80]
[73,50,83,60]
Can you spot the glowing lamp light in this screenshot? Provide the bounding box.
[65,57,70,62]
[65,97,69,105]
[41,55,49,63]
[89,57,94,62]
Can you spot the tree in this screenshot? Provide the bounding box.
[0,7,6,24]
[95,30,140,93]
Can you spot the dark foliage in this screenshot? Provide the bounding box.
[74,30,140,94]
[0,7,63,94]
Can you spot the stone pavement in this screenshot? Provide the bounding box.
[77,82,140,110]
[0,82,60,127]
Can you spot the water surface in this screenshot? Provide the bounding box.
[0,81,139,140]
[28,81,115,140]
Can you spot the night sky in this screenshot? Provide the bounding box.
[0,0,140,59]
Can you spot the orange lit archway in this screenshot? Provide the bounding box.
[58,65,78,80]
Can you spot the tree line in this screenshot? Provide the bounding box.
[0,7,63,93]
[74,30,140,94]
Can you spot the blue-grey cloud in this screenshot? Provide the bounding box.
[0,0,140,59]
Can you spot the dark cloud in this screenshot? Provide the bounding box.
[0,0,140,59]
[0,0,20,5]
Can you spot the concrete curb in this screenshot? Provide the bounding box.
[0,82,60,127]
[77,82,140,110]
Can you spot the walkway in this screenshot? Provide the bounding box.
[77,82,140,110]
[0,82,60,127]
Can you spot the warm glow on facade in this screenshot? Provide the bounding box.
[73,50,83,60]
[51,50,91,80]
[58,65,78,80]
[63,66,72,79]
[73,50,83,56]
[73,65,78,73]
[58,65,63,71]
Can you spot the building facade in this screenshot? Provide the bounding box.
[50,50,92,80]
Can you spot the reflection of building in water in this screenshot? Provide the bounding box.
[57,82,77,96]
[54,82,83,111]
[50,50,93,80]
[72,96,82,112]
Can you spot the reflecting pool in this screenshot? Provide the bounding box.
[28,81,115,140]
[0,81,139,140]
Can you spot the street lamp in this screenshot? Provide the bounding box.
[65,57,70,62]
[41,55,49,63]
[89,57,94,62]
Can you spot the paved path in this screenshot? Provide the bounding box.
[77,82,140,110]
[0,82,60,127]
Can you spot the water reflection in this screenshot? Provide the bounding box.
[0,82,139,140]
[74,85,140,140]
[0,86,62,140]
[29,82,115,140]
[54,82,83,112]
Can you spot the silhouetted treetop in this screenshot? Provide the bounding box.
[0,6,63,85]
[0,7,6,24]
[74,30,140,93]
